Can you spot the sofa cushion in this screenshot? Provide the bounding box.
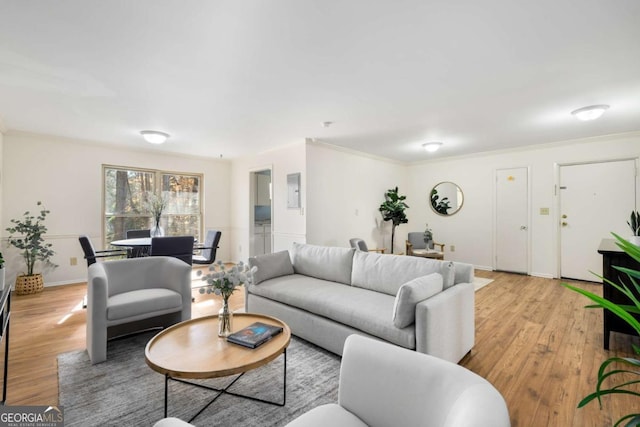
[351,252,455,296]
[249,250,294,285]
[291,243,355,285]
[107,288,182,321]
[393,273,443,328]
[248,275,415,348]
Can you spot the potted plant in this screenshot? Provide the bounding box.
[6,201,57,295]
[562,233,640,426]
[628,210,640,246]
[379,187,409,254]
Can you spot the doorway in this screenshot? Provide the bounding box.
[558,159,637,281]
[249,169,273,257]
[495,167,530,274]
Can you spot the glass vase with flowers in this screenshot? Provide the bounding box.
[198,261,257,337]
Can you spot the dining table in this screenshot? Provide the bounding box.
[110,236,206,257]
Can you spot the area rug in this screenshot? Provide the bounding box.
[58,332,340,427]
[473,277,494,291]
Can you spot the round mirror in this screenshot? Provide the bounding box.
[430,182,464,216]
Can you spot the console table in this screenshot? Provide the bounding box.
[597,238,640,350]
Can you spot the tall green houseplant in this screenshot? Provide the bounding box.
[6,201,57,294]
[562,233,640,426]
[379,187,409,254]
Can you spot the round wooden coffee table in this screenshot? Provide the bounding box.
[145,313,291,422]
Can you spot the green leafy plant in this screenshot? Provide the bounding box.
[430,188,451,214]
[0,252,4,269]
[6,201,57,276]
[379,187,409,254]
[562,233,640,426]
[628,211,640,237]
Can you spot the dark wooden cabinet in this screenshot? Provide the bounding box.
[597,239,640,349]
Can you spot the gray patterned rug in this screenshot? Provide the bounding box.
[58,332,340,427]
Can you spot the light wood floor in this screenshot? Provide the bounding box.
[5,269,639,426]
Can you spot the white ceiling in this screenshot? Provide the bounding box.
[1,0,639,163]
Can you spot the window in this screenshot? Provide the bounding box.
[103,165,203,245]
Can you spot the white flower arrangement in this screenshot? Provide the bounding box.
[197,261,257,301]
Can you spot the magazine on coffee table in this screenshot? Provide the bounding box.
[226,322,284,349]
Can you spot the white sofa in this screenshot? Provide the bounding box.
[152,335,509,427]
[86,256,192,364]
[246,243,475,363]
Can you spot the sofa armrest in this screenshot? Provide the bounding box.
[415,281,474,362]
[453,262,474,285]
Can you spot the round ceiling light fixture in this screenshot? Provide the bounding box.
[422,141,443,153]
[571,104,609,121]
[140,130,170,144]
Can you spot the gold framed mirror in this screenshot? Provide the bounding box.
[430,181,464,216]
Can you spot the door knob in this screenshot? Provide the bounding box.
[562,222,568,226]
[520,226,527,230]
[562,214,567,219]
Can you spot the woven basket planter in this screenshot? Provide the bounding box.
[15,274,44,295]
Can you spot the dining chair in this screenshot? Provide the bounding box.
[150,236,195,266]
[78,236,128,267]
[126,229,151,257]
[193,230,221,265]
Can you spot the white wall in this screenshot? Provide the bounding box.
[406,132,640,277]
[306,142,407,254]
[229,142,307,263]
[2,132,230,287]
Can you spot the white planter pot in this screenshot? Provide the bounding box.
[628,236,640,247]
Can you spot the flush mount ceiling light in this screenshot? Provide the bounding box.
[571,104,610,121]
[422,142,443,153]
[140,130,170,144]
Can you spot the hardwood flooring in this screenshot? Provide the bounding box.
[4,269,639,426]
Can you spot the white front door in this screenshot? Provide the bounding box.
[559,160,637,281]
[495,167,529,274]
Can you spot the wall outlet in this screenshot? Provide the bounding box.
[540,207,550,215]
[70,257,77,266]
[450,245,456,252]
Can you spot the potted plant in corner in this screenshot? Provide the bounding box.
[562,233,640,426]
[628,210,640,246]
[379,187,409,254]
[6,201,57,295]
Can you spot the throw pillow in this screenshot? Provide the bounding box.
[392,273,444,328]
[248,250,294,285]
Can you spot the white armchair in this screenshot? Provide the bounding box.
[152,334,511,427]
[87,256,192,364]
[286,335,511,427]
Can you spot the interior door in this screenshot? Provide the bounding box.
[495,167,529,273]
[559,160,636,281]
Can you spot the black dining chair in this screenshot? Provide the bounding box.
[193,230,222,265]
[78,235,129,308]
[150,236,195,266]
[78,235,128,267]
[126,229,151,257]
